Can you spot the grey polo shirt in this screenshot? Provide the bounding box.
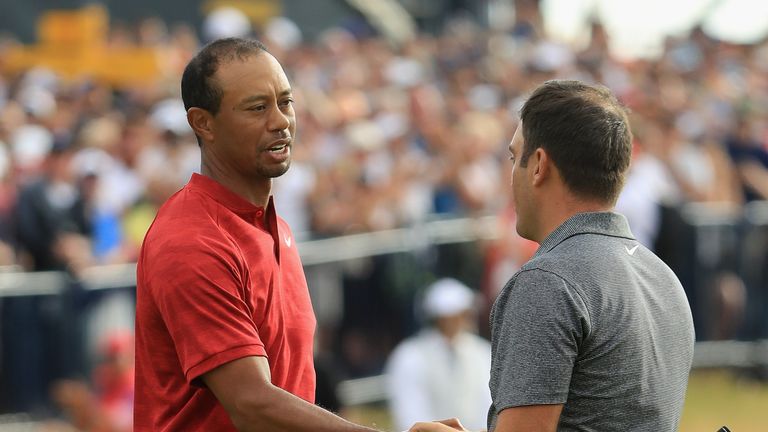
[488,212,694,431]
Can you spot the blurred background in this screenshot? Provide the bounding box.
[0,0,767,430]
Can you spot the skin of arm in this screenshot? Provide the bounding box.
[408,404,563,432]
[738,160,768,200]
[705,142,744,204]
[409,417,472,432]
[492,404,563,432]
[202,356,380,432]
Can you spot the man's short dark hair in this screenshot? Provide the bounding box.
[181,37,268,116]
[520,79,632,204]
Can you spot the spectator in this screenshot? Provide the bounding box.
[14,139,93,273]
[0,138,15,266]
[386,278,491,431]
[49,331,134,432]
[725,117,768,202]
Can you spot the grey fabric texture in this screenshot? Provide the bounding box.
[488,212,694,431]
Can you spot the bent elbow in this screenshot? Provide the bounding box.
[227,386,277,431]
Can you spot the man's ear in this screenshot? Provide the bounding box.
[187,108,214,144]
[531,147,551,187]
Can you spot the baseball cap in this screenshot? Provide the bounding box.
[422,278,476,318]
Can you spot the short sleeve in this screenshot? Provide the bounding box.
[145,232,266,384]
[491,268,589,410]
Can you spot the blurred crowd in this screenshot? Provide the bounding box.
[0,3,767,274]
[1,0,768,428]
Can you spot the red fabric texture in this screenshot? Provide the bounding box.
[134,173,316,431]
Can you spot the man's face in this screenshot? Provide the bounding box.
[509,123,534,240]
[434,311,470,340]
[206,52,296,182]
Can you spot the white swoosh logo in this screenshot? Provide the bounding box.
[284,235,292,248]
[625,245,639,256]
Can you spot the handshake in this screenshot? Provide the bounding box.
[406,418,479,432]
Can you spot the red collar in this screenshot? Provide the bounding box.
[188,173,275,220]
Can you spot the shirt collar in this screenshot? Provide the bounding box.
[534,211,635,257]
[188,173,273,217]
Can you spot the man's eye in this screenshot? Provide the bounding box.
[280,99,295,106]
[249,105,266,111]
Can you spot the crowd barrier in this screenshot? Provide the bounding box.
[0,205,766,412]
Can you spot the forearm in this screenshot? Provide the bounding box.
[229,383,380,432]
[740,162,768,199]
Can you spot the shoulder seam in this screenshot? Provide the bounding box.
[511,267,593,334]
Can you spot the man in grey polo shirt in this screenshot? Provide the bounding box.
[409,80,694,432]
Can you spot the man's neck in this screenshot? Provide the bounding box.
[533,194,613,243]
[201,162,272,208]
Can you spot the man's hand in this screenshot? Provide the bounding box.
[408,418,471,432]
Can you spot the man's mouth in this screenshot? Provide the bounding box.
[267,139,291,153]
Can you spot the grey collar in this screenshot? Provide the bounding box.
[534,212,635,257]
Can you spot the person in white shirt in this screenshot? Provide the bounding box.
[385,278,492,431]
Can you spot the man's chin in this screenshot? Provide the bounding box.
[266,161,291,178]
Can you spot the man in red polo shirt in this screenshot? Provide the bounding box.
[134,37,380,432]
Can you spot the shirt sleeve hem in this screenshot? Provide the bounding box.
[186,344,267,385]
[495,393,568,411]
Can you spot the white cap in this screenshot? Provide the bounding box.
[265,16,302,51]
[18,85,57,118]
[384,57,424,88]
[11,124,53,169]
[150,98,189,136]
[422,278,476,318]
[344,120,385,152]
[203,7,251,42]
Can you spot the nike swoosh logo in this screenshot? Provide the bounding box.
[284,236,292,248]
[625,245,639,256]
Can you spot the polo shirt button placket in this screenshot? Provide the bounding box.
[255,210,264,224]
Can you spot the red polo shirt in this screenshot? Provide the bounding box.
[134,173,316,431]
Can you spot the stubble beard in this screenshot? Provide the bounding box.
[258,159,291,179]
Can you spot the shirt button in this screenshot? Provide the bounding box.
[256,210,264,217]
